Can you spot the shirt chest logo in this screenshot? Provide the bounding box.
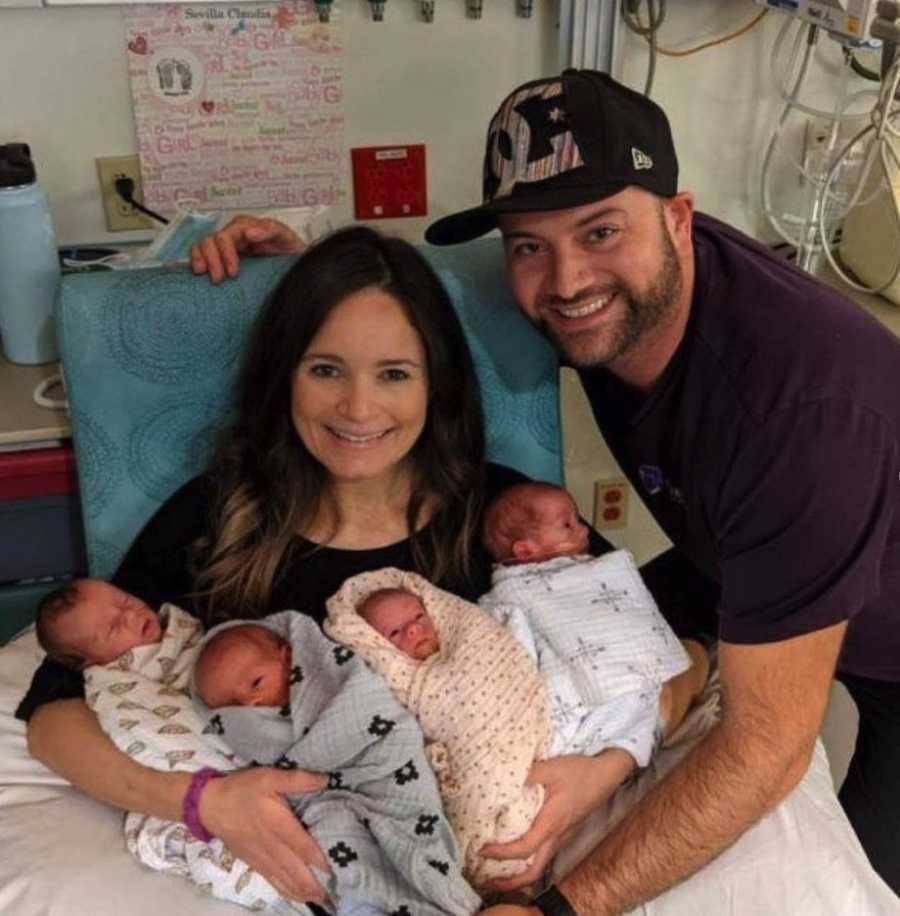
[639,463,686,506]
[639,464,665,495]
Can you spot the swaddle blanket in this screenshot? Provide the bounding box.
[85,604,296,914]
[324,568,554,886]
[194,611,481,916]
[480,550,691,765]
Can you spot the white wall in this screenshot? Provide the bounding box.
[0,0,557,245]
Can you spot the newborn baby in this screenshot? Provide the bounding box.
[35,577,163,670]
[193,623,292,709]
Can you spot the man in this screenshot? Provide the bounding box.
[192,70,900,915]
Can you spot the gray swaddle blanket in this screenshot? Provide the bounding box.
[194,611,481,916]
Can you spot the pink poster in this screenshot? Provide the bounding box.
[125,2,345,214]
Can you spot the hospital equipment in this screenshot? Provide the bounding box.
[759,1,900,302]
[754,0,881,47]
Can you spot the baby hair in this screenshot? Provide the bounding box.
[35,579,91,671]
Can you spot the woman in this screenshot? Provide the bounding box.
[22,225,575,908]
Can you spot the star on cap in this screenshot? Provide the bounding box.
[548,106,565,123]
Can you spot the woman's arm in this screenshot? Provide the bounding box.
[28,699,330,904]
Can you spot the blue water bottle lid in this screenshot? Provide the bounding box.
[0,144,37,189]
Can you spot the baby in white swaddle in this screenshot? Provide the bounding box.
[480,481,709,763]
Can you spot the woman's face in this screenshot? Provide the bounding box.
[291,286,429,486]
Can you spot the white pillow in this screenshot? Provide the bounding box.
[0,628,69,787]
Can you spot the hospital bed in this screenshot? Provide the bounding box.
[0,238,895,915]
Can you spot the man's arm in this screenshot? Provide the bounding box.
[558,621,847,915]
[482,621,847,914]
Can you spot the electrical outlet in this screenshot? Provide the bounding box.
[593,477,629,530]
[96,155,152,232]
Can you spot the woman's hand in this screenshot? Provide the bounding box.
[190,215,306,283]
[199,765,330,904]
[480,751,636,894]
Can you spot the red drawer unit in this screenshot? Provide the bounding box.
[0,444,79,501]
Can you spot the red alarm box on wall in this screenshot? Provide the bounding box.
[351,145,427,220]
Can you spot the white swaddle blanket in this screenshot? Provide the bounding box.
[325,568,554,887]
[480,550,691,765]
[84,605,300,914]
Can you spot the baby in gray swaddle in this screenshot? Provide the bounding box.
[194,613,481,916]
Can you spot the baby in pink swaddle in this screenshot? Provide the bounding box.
[325,567,553,888]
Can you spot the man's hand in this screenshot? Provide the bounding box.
[481,750,636,894]
[190,215,306,283]
[199,766,329,904]
[554,623,848,915]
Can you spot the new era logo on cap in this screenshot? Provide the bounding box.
[631,147,653,171]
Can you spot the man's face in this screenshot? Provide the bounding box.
[499,188,690,380]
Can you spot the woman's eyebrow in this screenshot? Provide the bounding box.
[299,351,344,363]
[376,358,423,368]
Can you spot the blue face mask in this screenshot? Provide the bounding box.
[142,210,225,264]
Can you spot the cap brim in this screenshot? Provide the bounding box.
[424,180,629,246]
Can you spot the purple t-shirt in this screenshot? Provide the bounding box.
[580,213,900,681]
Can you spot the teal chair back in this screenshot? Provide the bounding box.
[56,238,563,578]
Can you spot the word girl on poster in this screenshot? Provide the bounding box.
[125,1,345,215]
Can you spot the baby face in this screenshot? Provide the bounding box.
[199,627,292,709]
[65,580,162,665]
[364,592,440,661]
[528,488,590,559]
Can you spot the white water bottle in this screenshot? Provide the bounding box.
[0,143,61,364]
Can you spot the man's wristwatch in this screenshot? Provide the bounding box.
[533,884,577,915]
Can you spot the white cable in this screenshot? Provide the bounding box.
[818,58,900,294]
[773,18,877,122]
[760,22,819,245]
[33,372,68,411]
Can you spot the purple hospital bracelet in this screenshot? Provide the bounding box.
[183,767,225,842]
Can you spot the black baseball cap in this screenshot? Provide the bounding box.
[425,69,678,246]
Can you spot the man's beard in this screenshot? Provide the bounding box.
[542,219,683,371]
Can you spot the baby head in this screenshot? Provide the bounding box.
[35,577,162,670]
[357,587,441,661]
[483,482,590,564]
[195,624,292,709]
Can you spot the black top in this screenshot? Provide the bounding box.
[18,462,609,720]
[580,212,900,681]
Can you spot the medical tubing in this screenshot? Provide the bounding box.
[760,22,818,245]
[621,0,666,97]
[819,60,900,294]
[645,3,659,97]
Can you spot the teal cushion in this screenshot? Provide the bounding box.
[56,237,562,578]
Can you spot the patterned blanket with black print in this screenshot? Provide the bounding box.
[194,611,481,916]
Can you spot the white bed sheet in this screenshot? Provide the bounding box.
[2,628,897,916]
